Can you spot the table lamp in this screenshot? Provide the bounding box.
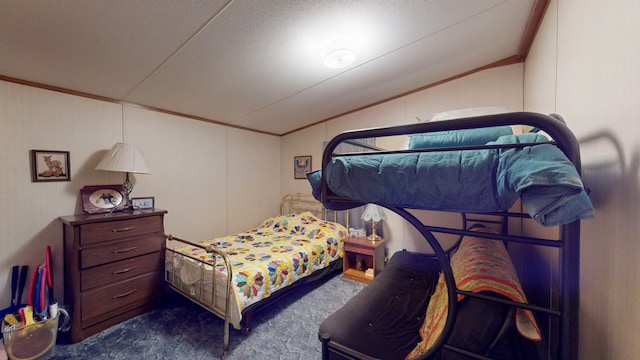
[361,204,387,241]
[95,142,151,209]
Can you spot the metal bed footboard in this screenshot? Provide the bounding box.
[163,193,350,353]
[164,234,233,351]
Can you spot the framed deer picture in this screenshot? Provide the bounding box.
[30,150,71,182]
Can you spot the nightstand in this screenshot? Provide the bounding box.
[59,209,167,343]
[342,236,386,284]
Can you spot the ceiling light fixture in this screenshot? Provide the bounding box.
[323,40,355,69]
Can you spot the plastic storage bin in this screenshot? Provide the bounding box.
[2,313,58,360]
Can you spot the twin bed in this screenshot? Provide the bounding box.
[165,112,592,360]
[164,193,348,350]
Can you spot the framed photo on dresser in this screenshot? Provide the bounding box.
[80,184,125,214]
[132,197,154,210]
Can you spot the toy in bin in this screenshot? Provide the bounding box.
[2,310,58,360]
[1,246,60,360]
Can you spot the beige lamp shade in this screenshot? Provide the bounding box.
[95,143,151,174]
[95,142,150,210]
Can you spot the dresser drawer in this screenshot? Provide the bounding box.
[81,272,160,325]
[81,252,162,291]
[80,216,164,246]
[80,235,162,269]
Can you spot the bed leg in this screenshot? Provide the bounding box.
[320,332,330,360]
[242,312,252,334]
[223,322,230,353]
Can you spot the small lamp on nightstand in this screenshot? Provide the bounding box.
[361,204,387,241]
[95,142,151,210]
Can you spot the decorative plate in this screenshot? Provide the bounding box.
[81,185,125,214]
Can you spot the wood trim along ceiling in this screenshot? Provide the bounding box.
[0,74,278,137]
[1,0,548,138]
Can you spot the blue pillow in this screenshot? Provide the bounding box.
[408,126,513,149]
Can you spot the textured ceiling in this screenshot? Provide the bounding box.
[0,0,542,135]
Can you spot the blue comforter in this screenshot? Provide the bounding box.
[308,133,594,226]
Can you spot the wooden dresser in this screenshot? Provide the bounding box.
[59,209,167,343]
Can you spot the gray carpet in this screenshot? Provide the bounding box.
[47,273,364,359]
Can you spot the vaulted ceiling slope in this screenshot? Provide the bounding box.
[0,0,546,136]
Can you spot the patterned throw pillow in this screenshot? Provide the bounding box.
[259,213,298,233]
[405,227,541,359]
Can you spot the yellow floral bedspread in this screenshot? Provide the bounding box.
[175,211,347,315]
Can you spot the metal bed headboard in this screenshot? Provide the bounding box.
[281,193,350,228]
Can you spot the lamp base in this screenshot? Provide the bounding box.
[367,234,382,241]
[367,220,382,241]
[107,201,135,214]
[107,172,134,214]
[122,172,133,207]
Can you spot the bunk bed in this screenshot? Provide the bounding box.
[164,193,349,351]
[308,112,593,360]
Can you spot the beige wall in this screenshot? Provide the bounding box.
[0,80,281,305]
[525,0,640,358]
[5,2,634,355]
[281,63,525,256]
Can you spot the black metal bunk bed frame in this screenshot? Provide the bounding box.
[319,112,580,360]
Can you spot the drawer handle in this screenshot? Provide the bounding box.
[112,226,136,232]
[113,246,138,254]
[112,267,136,275]
[112,289,136,299]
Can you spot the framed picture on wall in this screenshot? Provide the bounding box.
[294,155,312,179]
[30,150,71,182]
